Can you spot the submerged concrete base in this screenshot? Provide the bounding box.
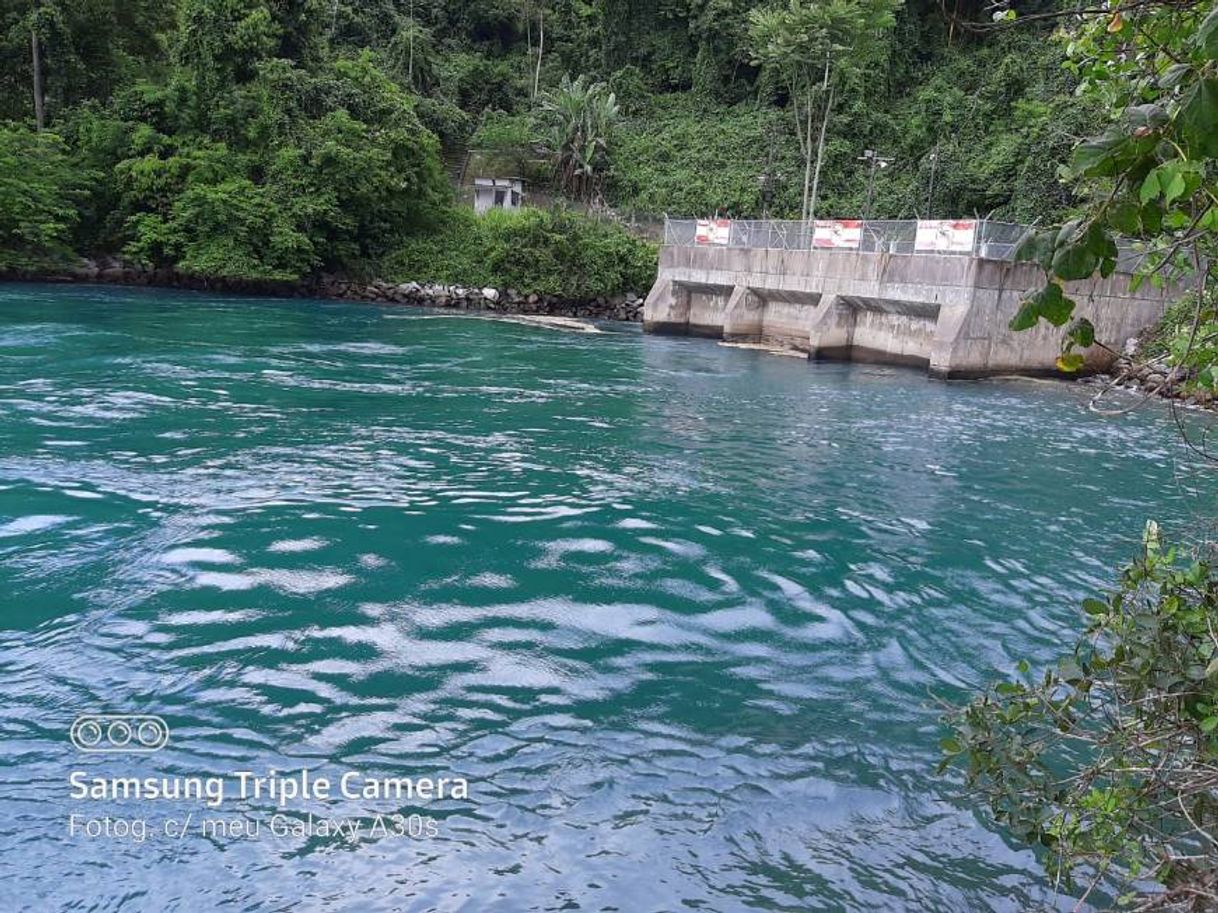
[643,246,1172,377]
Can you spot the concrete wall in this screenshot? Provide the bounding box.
[643,245,1173,377]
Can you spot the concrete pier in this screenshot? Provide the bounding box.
[643,244,1173,377]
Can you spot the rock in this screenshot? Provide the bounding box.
[1123,336,1141,357]
[481,287,499,302]
[1146,372,1166,387]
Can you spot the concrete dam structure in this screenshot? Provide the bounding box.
[643,219,1173,378]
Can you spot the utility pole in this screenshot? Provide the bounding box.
[925,146,939,219]
[858,149,892,220]
[30,0,45,130]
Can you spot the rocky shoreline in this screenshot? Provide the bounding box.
[3,259,646,323]
[1105,358,1214,408]
[1101,340,1216,410]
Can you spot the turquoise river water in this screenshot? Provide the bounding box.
[0,284,1209,912]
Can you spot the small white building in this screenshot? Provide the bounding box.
[473,177,525,214]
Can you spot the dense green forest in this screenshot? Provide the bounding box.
[0,0,1096,292]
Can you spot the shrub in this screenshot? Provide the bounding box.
[942,523,1218,909]
[472,110,535,150]
[611,94,801,217]
[385,206,656,297]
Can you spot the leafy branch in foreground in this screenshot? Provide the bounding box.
[1004,1,1217,375]
[941,523,1218,911]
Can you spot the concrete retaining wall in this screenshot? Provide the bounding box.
[643,245,1173,377]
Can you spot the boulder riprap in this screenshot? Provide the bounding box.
[11,259,646,324]
[1105,335,1218,411]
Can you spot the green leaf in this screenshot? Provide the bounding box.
[1163,170,1187,205]
[1010,283,1075,331]
[1159,63,1193,89]
[940,737,961,753]
[1009,298,1040,331]
[1070,129,1127,178]
[1164,209,1192,230]
[1108,201,1140,235]
[1067,318,1096,348]
[1197,8,1218,59]
[1052,240,1098,281]
[1140,201,1163,235]
[1125,103,1168,132]
[1013,230,1055,271]
[1201,716,1218,733]
[1051,222,1116,282]
[1038,284,1075,326]
[1082,597,1107,616]
[1139,170,1160,204]
[1177,79,1218,158]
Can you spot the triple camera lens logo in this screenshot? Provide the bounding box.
[70,715,169,753]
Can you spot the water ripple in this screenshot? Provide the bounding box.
[0,284,1207,912]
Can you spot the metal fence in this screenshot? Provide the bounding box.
[662,218,1154,277]
[663,218,1030,258]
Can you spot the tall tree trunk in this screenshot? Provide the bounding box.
[807,82,834,224]
[533,5,544,99]
[799,85,813,223]
[30,0,45,130]
[407,0,415,87]
[790,77,806,158]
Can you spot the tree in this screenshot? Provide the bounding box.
[748,0,901,222]
[538,73,619,200]
[174,0,280,129]
[30,0,44,129]
[942,523,1218,910]
[1000,1,1217,378]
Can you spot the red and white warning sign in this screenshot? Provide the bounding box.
[695,219,731,245]
[811,220,862,249]
[914,220,976,253]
